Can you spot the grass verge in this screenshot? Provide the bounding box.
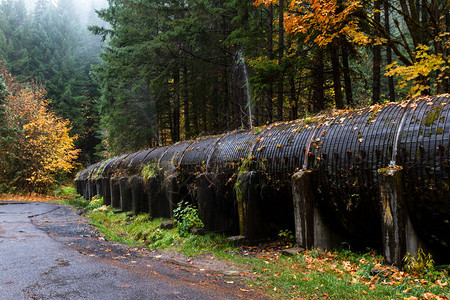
[57,191,450,299]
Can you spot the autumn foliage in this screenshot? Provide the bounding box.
[254,0,363,47]
[0,62,80,193]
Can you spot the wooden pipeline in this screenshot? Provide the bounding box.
[76,95,450,265]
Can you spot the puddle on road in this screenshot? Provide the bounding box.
[0,202,28,205]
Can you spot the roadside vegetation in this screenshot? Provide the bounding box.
[52,187,450,300]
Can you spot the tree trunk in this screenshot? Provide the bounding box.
[445,9,450,92]
[287,37,298,119]
[290,78,298,120]
[384,1,395,102]
[312,50,325,112]
[329,44,344,109]
[267,5,274,124]
[372,0,381,105]
[183,65,190,138]
[276,0,284,121]
[172,68,180,142]
[341,45,353,107]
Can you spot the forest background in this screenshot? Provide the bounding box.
[0,0,448,192]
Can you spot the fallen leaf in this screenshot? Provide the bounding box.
[403,287,413,293]
[436,279,448,287]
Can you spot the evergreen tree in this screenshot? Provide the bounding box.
[0,0,31,79]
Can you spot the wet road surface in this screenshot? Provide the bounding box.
[0,202,266,299]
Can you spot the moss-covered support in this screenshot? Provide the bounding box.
[130,176,148,214]
[110,177,121,208]
[84,179,97,200]
[102,178,111,206]
[95,178,102,198]
[75,180,82,196]
[82,179,88,199]
[196,173,239,233]
[165,174,181,218]
[90,179,98,200]
[378,167,423,266]
[292,170,341,250]
[235,171,271,239]
[144,175,170,218]
[119,177,132,212]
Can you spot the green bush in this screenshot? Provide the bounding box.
[173,201,204,237]
[87,195,104,210]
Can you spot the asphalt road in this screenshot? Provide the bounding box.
[0,202,265,300]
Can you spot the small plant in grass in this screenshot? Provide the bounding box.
[88,195,104,210]
[278,229,295,246]
[173,201,204,237]
[403,248,435,275]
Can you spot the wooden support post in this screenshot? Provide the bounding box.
[83,179,88,200]
[119,177,132,212]
[196,173,215,232]
[235,171,269,240]
[102,178,111,206]
[110,177,121,208]
[292,171,314,248]
[292,170,339,250]
[95,178,102,197]
[75,180,82,196]
[165,174,181,218]
[90,179,97,200]
[196,173,239,233]
[378,167,423,266]
[130,176,148,214]
[144,175,170,219]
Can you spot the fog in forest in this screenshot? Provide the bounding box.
[21,0,108,26]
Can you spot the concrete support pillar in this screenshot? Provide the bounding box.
[292,170,339,250]
[83,179,90,200]
[165,174,181,218]
[144,175,170,219]
[95,178,102,197]
[378,167,423,266]
[84,179,96,200]
[75,180,81,195]
[130,176,148,214]
[110,177,121,208]
[90,179,98,200]
[196,173,239,233]
[119,177,132,212]
[235,171,269,239]
[102,178,111,206]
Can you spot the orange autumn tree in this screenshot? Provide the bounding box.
[254,0,364,109]
[254,0,363,47]
[0,63,80,193]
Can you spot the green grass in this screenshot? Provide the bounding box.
[53,186,78,197]
[62,192,450,299]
